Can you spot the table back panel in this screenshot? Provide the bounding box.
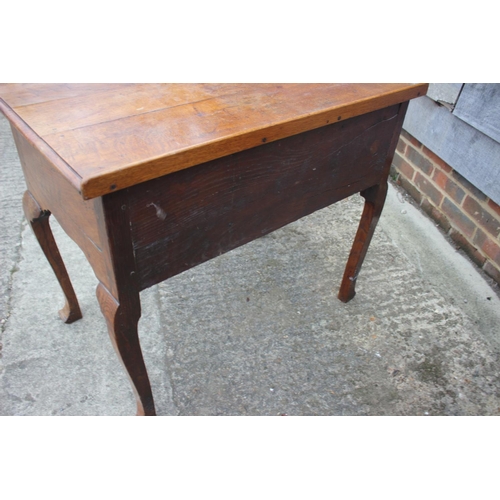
[127,104,403,290]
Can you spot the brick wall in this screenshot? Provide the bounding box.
[390,130,500,285]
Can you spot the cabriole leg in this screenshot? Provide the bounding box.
[22,190,82,323]
[338,182,388,303]
[96,282,156,416]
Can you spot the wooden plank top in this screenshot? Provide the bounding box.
[0,83,427,199]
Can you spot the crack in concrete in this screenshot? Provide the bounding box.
[154,284,180,415]
[0,211,26,351]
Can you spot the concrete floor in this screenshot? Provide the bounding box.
[1,113,500,416]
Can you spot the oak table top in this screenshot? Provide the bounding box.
[0,83,427,415]
[0,83,425,199]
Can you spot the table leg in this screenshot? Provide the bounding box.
[338,182,388,303]
[22,190,82,323]
[96,282,156,416]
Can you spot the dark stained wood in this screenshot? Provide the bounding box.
[22,191,82,323]
[127,104,401,290]
[96,283,155,416]
[95,189,156,416]
[338,102,409,301]
[338,183,388,302]
[0,84,428,199]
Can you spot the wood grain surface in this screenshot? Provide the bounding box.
[127,104,402,290]
[0,83,428,199]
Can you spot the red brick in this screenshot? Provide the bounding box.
[407,145,434,176]
[483,261,500,285]
[396,138,406,155]
[414,172,443,207]
[432,170,448,190]
[421,199,451,233]
[451,171,487,202]
[487,198,500,217]
[473,229,500,266]
[432,170,465,205]
[398,176,422,205]
[401,130,422,149]
[422,145,452,173]
[449,228,486,268]
[463,196,500,238]
[393,151,415,181]
[420,197,433,217]
[441,198,476,238]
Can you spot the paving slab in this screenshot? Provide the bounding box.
[1,113,499,416]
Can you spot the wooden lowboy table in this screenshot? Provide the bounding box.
[0,83,427,415]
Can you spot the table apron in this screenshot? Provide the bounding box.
[124,103,403,290]
[10,125,117,293]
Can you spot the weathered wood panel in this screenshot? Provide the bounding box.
[427,83,463,108]
[403,96,500,205]
[453,83,500,144]
[128,104,403,290]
